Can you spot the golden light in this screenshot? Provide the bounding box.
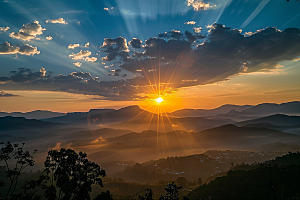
[155,97,164,104]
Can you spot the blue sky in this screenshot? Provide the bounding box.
[1,0,300,111]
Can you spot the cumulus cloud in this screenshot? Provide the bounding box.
[84,57,97,62]
[68,44,80,49]
[0,41,40,55]
[69,50,92,60]
[46,18,68,24]
[187,0,214,11]
[185,21,196,25]
[129,38,142,48]
[9,21,46,41]
[73,62,82,67]
[0,26,9,33]
[193,27,202,33]
[46,36,53,40]
[2,24,300,101]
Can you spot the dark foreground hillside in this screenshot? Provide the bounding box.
[189,152,300,200]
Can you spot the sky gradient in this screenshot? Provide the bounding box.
[1,0,300,112]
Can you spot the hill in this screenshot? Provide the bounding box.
[0,110,65,119]
[0,116,61,130]
[189,152,300,200]
[236,114,300,126]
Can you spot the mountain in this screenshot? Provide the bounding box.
[0,110,65,119]
[89,105,151,124]
[239,101,300,116]
[43,109,114,124]
[0,116,60,130]
[113,114,235,132]
[167,104,253,117]
[236,114,300,127]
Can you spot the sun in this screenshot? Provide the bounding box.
[155,97,164,104]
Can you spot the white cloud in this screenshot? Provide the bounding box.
[46,18,68,24]
[0,26,10,33]
[84,42,90,47]
[40,67,46,76]
[46,36,53,40]
[73,62,82,67]
[68,43,80,49]
[69,50,91,60]
[9,21,46,41]
[0,41,40,55]
[185,21,196,25]
[84,57,97,62]
[187,0,214,11]
[104,7,109,10]
[194,27,202,33]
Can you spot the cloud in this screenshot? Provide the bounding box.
[110,69,122,76]
[104,7,109,11]
[129,38,142,48]
[84,57,97,62]
[68,44,80,49]
[2,24,300,101]
[0,41,40,55]
[0,90,19,97]
[73,62,82,67]
[69,50,92,60]
[193,27,202,33]
[187,0,214,11]
[70,72,91,78]
[40,67,47,77]
[185,21,196,25]
[9,21,46,41]
[46,36,53,40]
[46,18,68,24]
[0,26,9,33]
[84,42,90,47]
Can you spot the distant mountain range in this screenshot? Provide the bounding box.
[0,116,60,130]
[0,110,65,119]
[236,114,300,126]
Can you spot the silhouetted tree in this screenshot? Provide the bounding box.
[159,182,182,200]
[138,188,154,200]
[43,148,106,200]
[93,190,113,200]
[0,141,37,199]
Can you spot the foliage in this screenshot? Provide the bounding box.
[159,182,182,200]
[0,141,37,199]
[137,188,154,200]
[189,152,300,200]
[93,190,113,200]
[43,148,106,200]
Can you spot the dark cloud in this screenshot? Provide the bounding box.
[2,24,300,101]
[0,91,19,97]
[0,42,40,55]
[70,72,92,78]
[129,38,142,48]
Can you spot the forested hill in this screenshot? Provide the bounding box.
[189,152,300,200]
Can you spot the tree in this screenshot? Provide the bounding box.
[93,190,113,200]
[43,148,106,200]
[159,182,182,200]
[138,188,154,200]
[0,141,37,199]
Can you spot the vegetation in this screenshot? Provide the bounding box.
[0,141,37,199]
[189,152,300,200]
